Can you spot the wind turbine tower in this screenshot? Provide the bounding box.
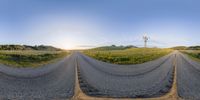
[143,34,149,48]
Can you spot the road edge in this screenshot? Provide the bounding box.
[72,53,180,100]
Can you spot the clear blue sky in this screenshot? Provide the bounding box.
[0,0,200,49]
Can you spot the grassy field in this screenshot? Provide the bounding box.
[83,48,173,65]
[181,50,200,62]
[0,50,69,68]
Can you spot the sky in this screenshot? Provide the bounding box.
[0,0,200,50]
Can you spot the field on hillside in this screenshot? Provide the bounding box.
[83,48,173,65]
[0,50,69,68]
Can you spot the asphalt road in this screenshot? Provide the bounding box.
[1,51,200,99]
[0,54,76,99]
[77,52,175,98]
[177,52,200,100]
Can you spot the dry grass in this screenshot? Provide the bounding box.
[0,50,69,68]
[83,48,173,65]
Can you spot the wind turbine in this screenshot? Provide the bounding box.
[143,34,149,48]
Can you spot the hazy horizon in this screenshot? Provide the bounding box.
[0,0,200,49]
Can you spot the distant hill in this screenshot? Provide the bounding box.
[0,45,62,51]
[172,46,200,50]
[171,46,188,50]
[188,46,200,50]
[91,45,137,51]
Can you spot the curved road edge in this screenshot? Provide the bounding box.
[0,54,72,78]
[72,51,180,100]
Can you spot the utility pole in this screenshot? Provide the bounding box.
[143,34,149,48]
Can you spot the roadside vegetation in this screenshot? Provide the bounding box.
[181,50,200,62]
[0,45,69,68]
[172,46,200,50]
[173,46,200,62]
[83,47,173,65]
[0,45,61,51]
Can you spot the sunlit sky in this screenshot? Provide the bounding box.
[0,0,200,50]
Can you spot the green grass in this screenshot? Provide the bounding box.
[0,50,70,68]
[83,48,173,65]
[181,50,200,62]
